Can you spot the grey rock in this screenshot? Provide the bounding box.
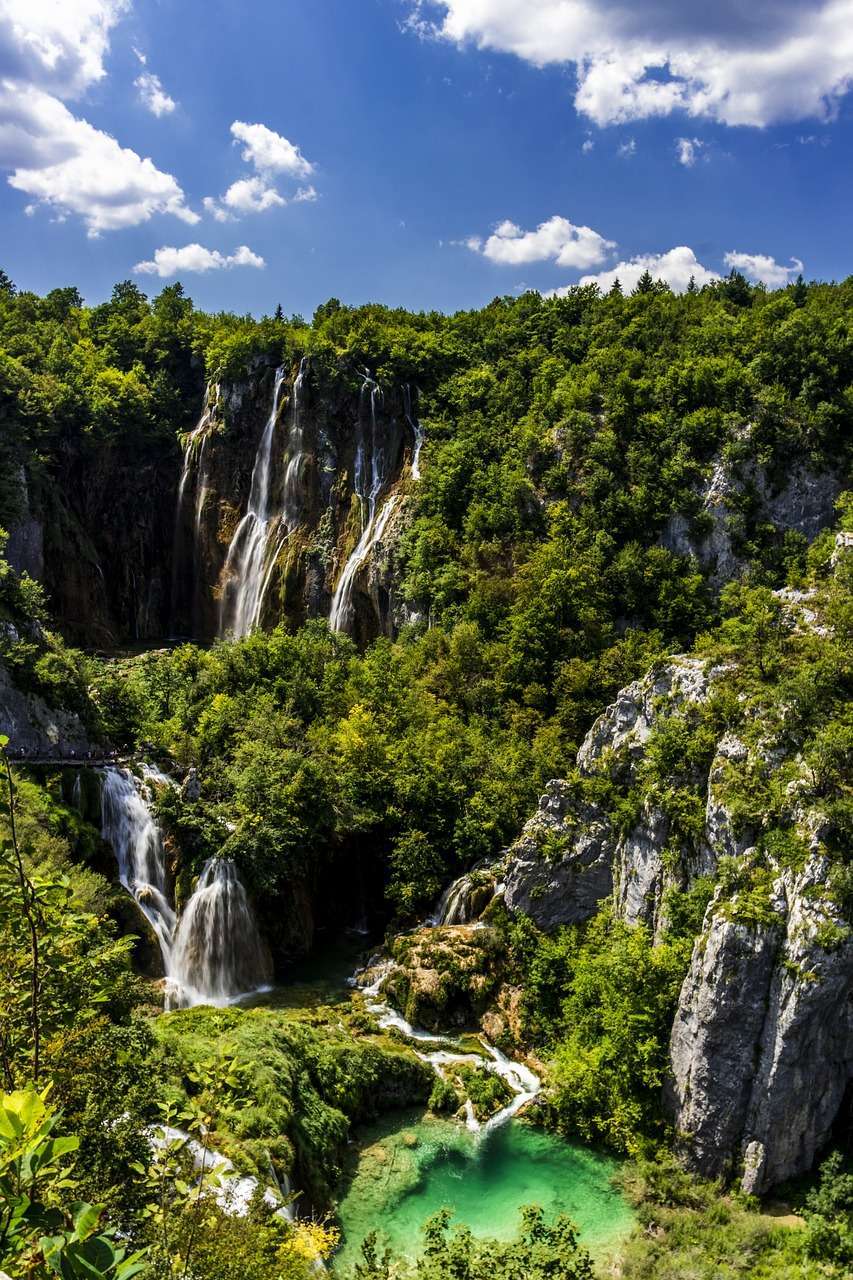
[661,454,842,587]
[0,662,93,755]
[667,841,853,1193]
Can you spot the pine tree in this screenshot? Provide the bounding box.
[634,269,655,295]
[274,303,284,321]
[791,273,808,308]
[609,277,623,297]
[0,269,16,297]
[686,275,698,295]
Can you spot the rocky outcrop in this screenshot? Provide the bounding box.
[667,835,853,1194]
[0,661,95,754]
[384,925,506,1033]
[503,658,725,934]
[661,452,842,586]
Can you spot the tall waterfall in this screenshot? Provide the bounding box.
[100,769,269,1009]
[403,384,425,480]
[101,768,176,971]
[169,859,272,1009]
[218,367,287,639]
[330,379,400,633]
[172,383,219,629]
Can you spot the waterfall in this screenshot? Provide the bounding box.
[352,959,541,1133]
[430,873,476,926]
[172,383,219,629]
[169,858,272,1009]
[218,367,286,639]
[101,768,176,972]
[403,384,425,480]
[255,356,310,610]
[330,379,399,634]
[101,770,270,1010]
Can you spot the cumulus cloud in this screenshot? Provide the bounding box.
[0,3,196,232]
[574,245,719,294]
[230,120,314,178]
[617,137,636,158]
[1,81,197,234]
[724,251,804,287]
[467,215,615,269]
[221,175,285,213]
[134,243,265,277]
[407,1,853,127]
[676,136,703,166]
[0,0,127,98]
[135,71,176,117]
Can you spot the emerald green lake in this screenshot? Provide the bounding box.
[333,1111,634,1272]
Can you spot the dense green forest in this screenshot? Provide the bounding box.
[1,268,852,1278]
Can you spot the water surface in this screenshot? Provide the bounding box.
[333,1110,633,1272]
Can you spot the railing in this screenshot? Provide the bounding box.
[0,746,123,767]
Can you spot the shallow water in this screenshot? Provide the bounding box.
[333,1110,634,1272]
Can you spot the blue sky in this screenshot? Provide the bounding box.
[1,0,852,315]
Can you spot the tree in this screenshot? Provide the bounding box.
[609,277,623,297]
[686,275,698,294]
[274,303,284,321]
[349,1206,595,1279]
[633,270,655,295]
[0,1087,146,1280]
[791,272,808,308]
[0,269,15,297]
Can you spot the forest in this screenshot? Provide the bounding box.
[1,266,852,1279]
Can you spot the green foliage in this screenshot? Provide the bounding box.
[0,1087,146,1280]
[347,1205,595,1280]
[510,907,692,1154]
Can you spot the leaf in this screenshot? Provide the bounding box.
[70,1202,102,1239]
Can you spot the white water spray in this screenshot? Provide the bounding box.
[330,379,400,633]
[169,859,272,1009]
[352,959,540,1132]
[101,768,176,971]
[101,770,269,1009]
[218,367,286,638]
[403,384,425,481]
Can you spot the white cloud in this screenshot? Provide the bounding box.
[617,137,636,158]
[202,195,233,223]
[468,214,615,269]
[581,136,594,153]
[222,175,285,213]
[408,1,853,127]
[293,183,318,202]
[724,251,804,287]
[1,80,197,234]
[0,4,197,232]
[574,245,719,294]
[135,70,176,117]
[134,242,265,277]
[230,120,314,177]
[676,136,703,166]
[0,0,128,97]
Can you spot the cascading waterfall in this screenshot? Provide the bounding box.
[101,768,176,972]
[430,873,476,926]
[169,859,272,1009]
[330,378,400,633]
[353,960,541,1133]
[100,769,269,1009]
[255,356,310,611]
[402,384,425,481]
[172,383,219,627]
[218,367,286,639]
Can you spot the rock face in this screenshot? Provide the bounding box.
[661,452,842,586]
[667,840,853,1194]
[170,359,421,645]
[504,658,724,934]
[497,636,853,1194]
[0,661,95,754]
